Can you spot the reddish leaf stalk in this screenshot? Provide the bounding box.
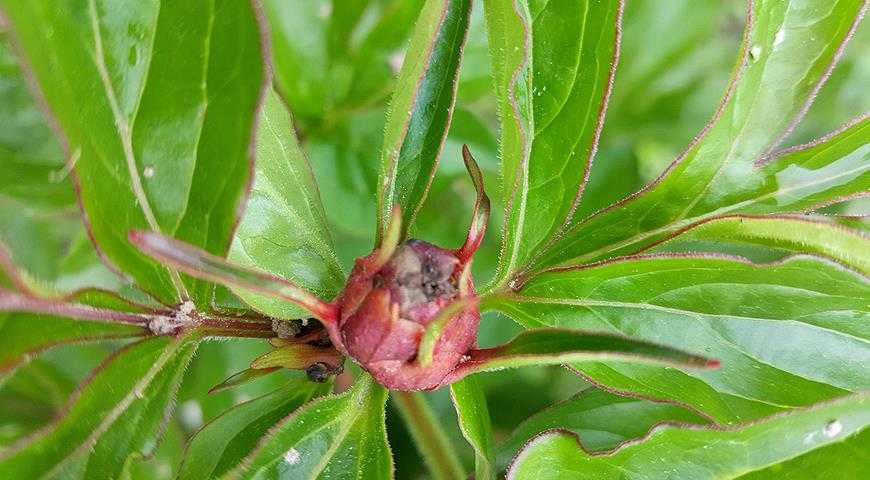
[0,289,153,327]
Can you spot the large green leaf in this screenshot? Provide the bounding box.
[578,0,749,223]
[487,254,870,423]
[483,0,623,285]
[227,374,393,480]
[1,0,265,304]
[0,307,145,385]
[738,430,870,479]
[652,214,870,274]
[0,334,200,478]
[228,90,344,319]
[263,0,424,128]
[0,31,70,209]
[446,328,716,386]
[377,0,472,241]
[533,0,868,272]
[450,376,494,480]
[0,358,78,446]
[0,242,147,385]
[506,394,870,480]
[177,378,328,480]
[497,388,707,470]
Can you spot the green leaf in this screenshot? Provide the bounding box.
[506,393,870,480]
[450,376,494,480]
[0,359,77,446]
[339,0,427,112]
[228,89,344,320]
[263,0,425,129]
[487,254,870,423]
[0,334,200,478]
[0,242,147,384]
[1,0,266,304]
[227,374,393,480]
[377,0,472,241]
[0,31,71,209]
[177,379,329,479]
[534,0,868,271]
[483,0,623,285]
[0,308,144,385]
[261,0,330,122]
[176,339,287,425]
[446,328,716,383]
[0,31,63,163]
[738,430,870,479]
[497,388,708,470]
[653,214,870,274]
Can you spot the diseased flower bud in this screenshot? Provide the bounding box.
[334,239,479,390]
[322,145,489,390]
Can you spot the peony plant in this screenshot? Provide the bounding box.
[0,0,867,478]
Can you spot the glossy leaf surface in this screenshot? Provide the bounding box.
[229,374,392,479]
[497,388,707,470]
[377,0,471,241]
[1,0,265,304]
[739,430,870,479]
[653,214,870,274]
[507,394,870,480]
[0,334,200,478]
[534,0,868,272]
[0,297,146,384]
[488,254,870,423]
[229,90,344,319]
[178,379,328,479]
[446,328,716,383]
[483,0,622,284]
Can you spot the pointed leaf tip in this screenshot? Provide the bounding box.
[456,145,490,264]
[208,367,281,395]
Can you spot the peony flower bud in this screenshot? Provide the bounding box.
[334,238,479,390]
[324,145,489,390]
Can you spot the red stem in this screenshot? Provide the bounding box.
[0,288,153,327]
